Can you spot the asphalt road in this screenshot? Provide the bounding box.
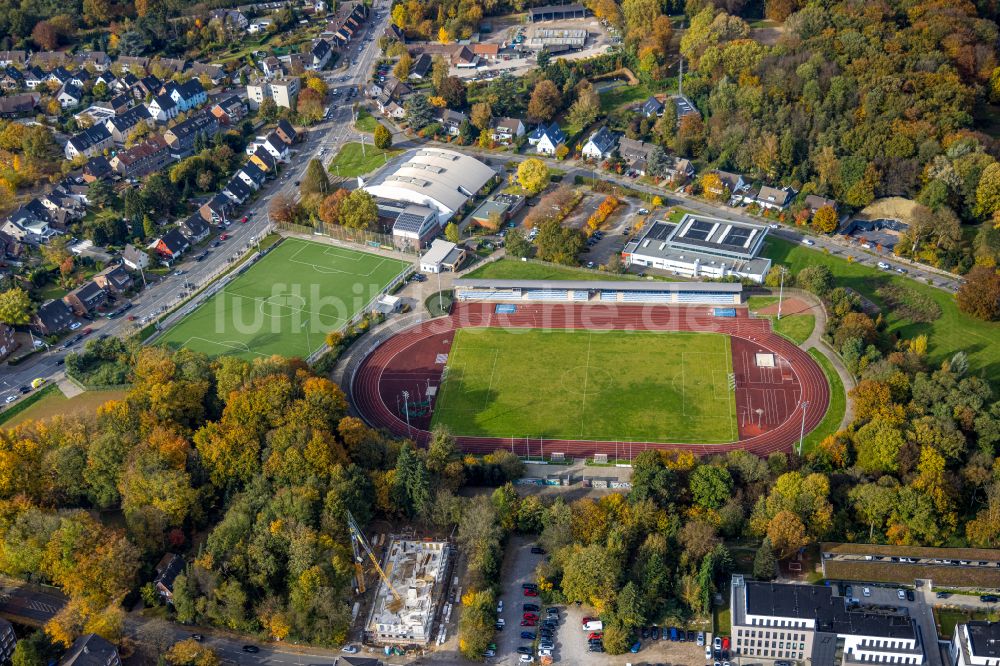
[0,0,391,408]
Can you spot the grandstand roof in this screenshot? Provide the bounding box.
[454,279,741,293]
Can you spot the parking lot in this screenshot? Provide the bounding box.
[495,536,553,664]
[838,582,943,666]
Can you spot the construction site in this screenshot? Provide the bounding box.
[363,538,452,646]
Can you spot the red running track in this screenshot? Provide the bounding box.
[351,302,830,457]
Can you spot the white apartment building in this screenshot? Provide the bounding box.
[953,622,1000,666]
[246,77,300,109]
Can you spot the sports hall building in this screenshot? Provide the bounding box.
[623,213,771,283]
[453,278,741,305]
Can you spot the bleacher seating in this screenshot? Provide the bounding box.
[457,289,521,301]
[621,291,673,303]
[571,291,589,301]
[600,291,620,302]
[676,292,735,304]
[525,290,570,301]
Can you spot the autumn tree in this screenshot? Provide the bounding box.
[0,287,32,325]
[700,172,726,200]
[527,80,562,122]
[300,159,330,197]
[318,189,349,226]
[166,639,221,666]
[470,102,492,132]
[752,538,777,579]
[445,222,460,244]
[340,189,377,230]
[374,123,392,150]
[269,192,300,225]
[956,266,1000,321]
[517,158,550,195]
[811,205,838,234]
[393,52,413,80]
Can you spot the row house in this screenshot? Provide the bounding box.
[310,39,332,70]
[163,112,220,157]
[63,280,107,316]
[324,1,368,45]
[132,74,162,100]
[179,214,210,242]
[104,104,154,143]
[32,299,75,336]
[223,176,251,205]
[0,325,16,362]
[147,93,178,122]
[246,132,290,162]
[0,92,39,117]
[150,228,189,264]
[236,161,268,190]
[199,193,232,224]
[82,156,114,182]
[164,78,207,111]
[65,124,113,160]
[110,135,172,180]
[31,51,66,70]
[249,146,278,174]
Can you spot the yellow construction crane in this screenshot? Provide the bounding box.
[347,510,403,610]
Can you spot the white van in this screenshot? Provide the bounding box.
[583,620,603,632]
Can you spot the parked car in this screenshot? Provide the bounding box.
[863,587,872,597]
[697,632,706,646]
[521,631,536,640]
[516,646,533,655]
[906,589,915,601]
[524,588,538,597]
[801,238,815,246]
[523,604,540,612]
[241,646,259,653]
[630,641,641,653]
[342,645,358,654]
[897,589,905,600]
[530,545,546,554]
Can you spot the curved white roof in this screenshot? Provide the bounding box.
[362,148,496,220]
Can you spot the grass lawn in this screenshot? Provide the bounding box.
[747,296,779,310]
[599,82,655,112]
[158,238,409,360]
[713,603,732,636]
[327,142,401,178]
[763,237,1000,382]
[935,607,998,640]
[432,328,738,442]
[465,259,640,281]
[354,108,378,133]
[1,387,126,428]
[771,314,815,345]
[802,349,847,452]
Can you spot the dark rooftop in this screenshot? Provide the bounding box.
[966,622,1000,658]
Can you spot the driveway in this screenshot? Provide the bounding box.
[839,582,942,666]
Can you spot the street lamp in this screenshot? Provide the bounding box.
[755,408,764,429]
[798,401,810,455]
[402,390,411,437]
[776,266,788,320]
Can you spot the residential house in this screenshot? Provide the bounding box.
[249,146,278,174]
[0,66,25,91]
[209,8,249,29]
[163,112,220,156]
[122,243,150,270]
[237,162,267,189]
[116,72,140,92]
[641,96,664,118]
[82,156,113,182]
[59,633,121,666]
[107,93,132,114]
[491,117,525,144]
[93,264,133,294]
[663,155,694,183]
[0,230,21,261]
[151,228,190,263]
[188,62,228,86]
[153,554,185,602]
[325,1,367,46]
[437,108,468,136]
[146,93,178,122]
[104,104,153,143]
[250,132,290,162]
[582,126,617,160]
[222,176,251,205]
[95,70,118,89]
[0,51,27,67]
[275,118,298,145]
[164,78,207,111]
[65,124,113,160]
[248,18,274,33]
[710,170,746,198]
[618,137,653,175]
[210,95,246,124]
[46,66,72,86]
[22,66,44,90]
[384,23,406,43]
[527,122,565,156]
[152,57,188,76]
[116,55,151,73]
[131,74,162,100]
[199,193,231,224]
[57,83,82,108]
[32,299,74,336]
[409,53,431,80]
[805,194,837,215]
[72,50,110,71]
[0,92,39,117]
[260,56,283,79]
[63,281,107,316]
[755,185,793,210]
[67,70,91,88]
[179,214,211,242]
[110,135,171,180]
[310,39,332,70]
[369,76,410,101]
[450,45,478,68]
[382,100,406,119]
[0,325,16,362]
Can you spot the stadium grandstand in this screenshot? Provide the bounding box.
[453,279,742,304]
[623,213,771,283]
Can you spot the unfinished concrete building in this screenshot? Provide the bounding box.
[365,539,450,645]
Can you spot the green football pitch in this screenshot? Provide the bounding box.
[158,238,410,360]
[431,328,738,443]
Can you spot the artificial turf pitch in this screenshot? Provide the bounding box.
[431,328,738,443]
[158,238,410,360]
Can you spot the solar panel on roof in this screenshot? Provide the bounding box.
[722,227,752,246]
[394,212,427,233]
[684,220,714,241]
[645,222,673,241]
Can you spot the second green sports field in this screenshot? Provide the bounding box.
[431,328,738,443]
[158,238,410,360]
